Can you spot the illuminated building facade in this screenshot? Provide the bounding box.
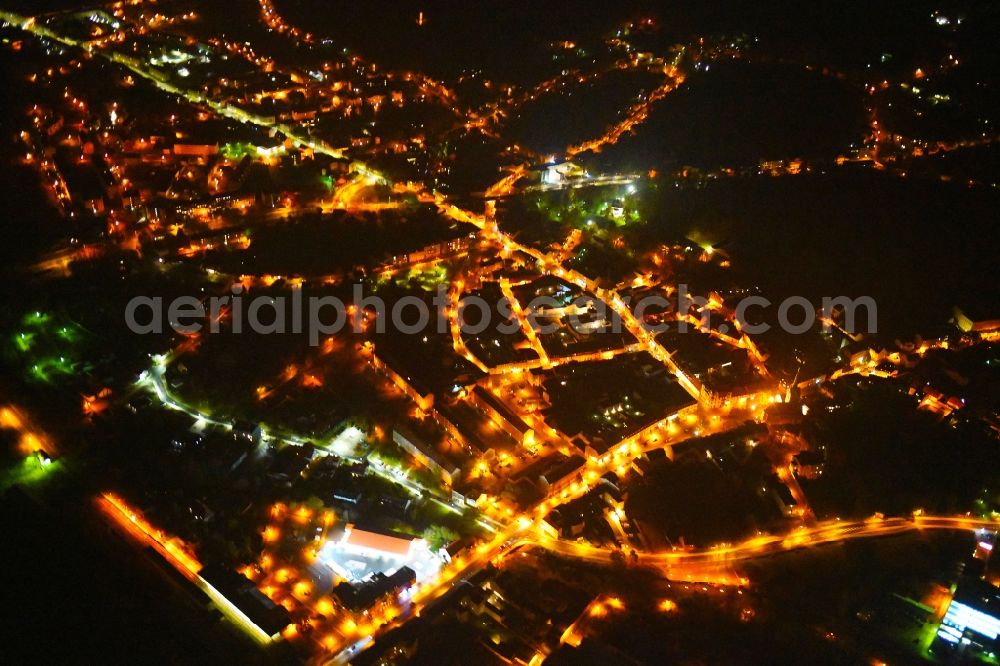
[935,578,1000,658]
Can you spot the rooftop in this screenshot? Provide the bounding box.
[342,524,416,558]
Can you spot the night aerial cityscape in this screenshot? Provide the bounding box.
[1,1,1000,664]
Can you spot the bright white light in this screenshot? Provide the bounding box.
[329,426,364,456]
[938,624,962,643]
[943,601,1000,640]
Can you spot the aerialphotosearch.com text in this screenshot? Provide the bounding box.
[125,283,877,346]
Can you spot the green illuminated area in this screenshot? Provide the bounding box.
[387,263,450,292]
[498,183,653,282]
[0,450,61,493]
[531,183,643,232]
[219,141,285,161]
[12,312,87,384]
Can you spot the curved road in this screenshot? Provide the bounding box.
[529,514,998,568]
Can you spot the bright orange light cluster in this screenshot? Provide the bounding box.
[658,598,678,612]
[1,405,52,456]
[100,493,202,577]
